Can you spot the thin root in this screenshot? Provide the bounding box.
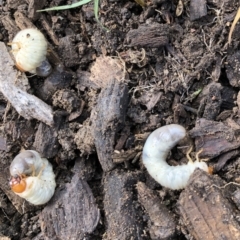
[228,7,240,44]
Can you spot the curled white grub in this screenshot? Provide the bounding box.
[142,124,210,190]
[10,28,52,77]
[9,150,56,205]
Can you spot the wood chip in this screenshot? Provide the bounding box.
[103,170,144,239]
[136,181,176,239]
[226,50,240,87]
[189,118,240,159]
[0,42,54,126]
[178,169,240,240]
[91,79,129,171]
[33,123,60,159]
[40,174,100,239]
[126,23,169,48]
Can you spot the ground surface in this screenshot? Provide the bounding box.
[1,0,240,239]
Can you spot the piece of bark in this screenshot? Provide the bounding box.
[28,0,46,21]
[189,0,207,21]
[7,0,25,9]
[0,136,7,151]
[1,15,19,39]
[39,14,59,46]
[103,170,144,240]
[91,79,129,171]
[33,123,59,159]
[13,11,36,30]
[4,119,35,148]
[136,182,176,239]
[202,83,222,120]
[221,86,237,110]
[226,50,240,87]
[40,174,100,240]
[236,91,240,117]
[178,169,240,240]
[114,125,131,151]
[214,149,240,172]
[189,118,240,159]
[89,55,127,88]
[0,42,54,126]
[72,157,96,181]
[112,149,137,163]
[232,189,240,211]
[126,23,169,48]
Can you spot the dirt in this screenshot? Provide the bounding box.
[1,0,240,239]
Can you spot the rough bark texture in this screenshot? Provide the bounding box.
[178,169,240,240]
[91,79,129,172]
[103,170,144,240]
[40,174,100,240]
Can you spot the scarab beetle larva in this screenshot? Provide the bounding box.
[9,28,52,77]
[142,124,211,190]
[9,150,56,205]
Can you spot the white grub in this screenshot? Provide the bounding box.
[142,124,209,190]
[10,28,52,76]
[9,150,56,205]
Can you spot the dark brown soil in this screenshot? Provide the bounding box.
[1,0,240,239]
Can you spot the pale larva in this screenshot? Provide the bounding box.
[142,124,210,190]
[10,28,52,77]
[9,150,56,205]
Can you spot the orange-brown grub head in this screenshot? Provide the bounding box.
[208,166,214,175]
[9,175,26,193]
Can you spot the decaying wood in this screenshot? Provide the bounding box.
[91,78,129,171]
[202,83,222,120]
[0,42,54,126]
[39,14,59,46]
[136,181,176,239]
[1,15,19,39]
[226,50,240,87]
[14,11,35,30]
[90,55,127,88]
[33,123,59,159]
[178,169,240,240]
[126,23,169,48]
[112,149,137,163]
[28,0,47,21]
[7,0,25,9]
[214,149,240,172]
[189,118,240,159]
[103,170,144,240]
[232,189,240,210]
[40,174,100,240]
[189,0,207,21]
